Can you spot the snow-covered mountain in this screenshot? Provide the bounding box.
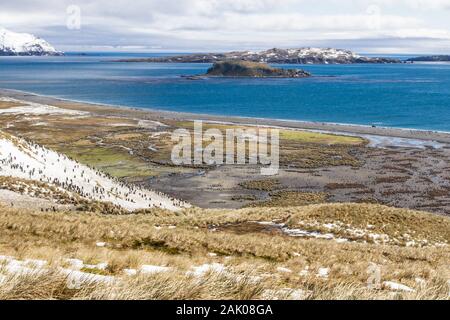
[0,27,62,56]
[119,47,400,64]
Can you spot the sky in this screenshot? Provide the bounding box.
[1,0,450,54]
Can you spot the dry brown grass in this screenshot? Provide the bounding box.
[0,101,23,109]
[0,176,81,205]
[286,203,450,245]
[0,203,448,300]
[0,268,448,300]
[0,176,127,214]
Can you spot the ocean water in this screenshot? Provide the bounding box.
[0,52,450,131]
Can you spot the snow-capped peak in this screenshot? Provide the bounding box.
[0,27,62,56]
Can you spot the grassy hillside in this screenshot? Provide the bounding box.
[0,202,448,300]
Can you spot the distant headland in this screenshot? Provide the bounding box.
[116,47,401,64]
[407,55,450,62]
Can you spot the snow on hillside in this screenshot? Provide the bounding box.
[0,27,62,56]
[247,48,362,61]
[0,97,87,115]
[0,132,190,211]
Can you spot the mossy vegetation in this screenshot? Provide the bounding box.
[279,130,364,145]
[59,146,155,178]
[239,179,281,191]
[247,191,328,208]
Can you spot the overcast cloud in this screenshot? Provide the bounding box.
[1,0,450,53]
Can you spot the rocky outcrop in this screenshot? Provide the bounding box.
[117,47,400,64]
[205,60,311,78]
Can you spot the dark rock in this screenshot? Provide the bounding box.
[204,60,311,78]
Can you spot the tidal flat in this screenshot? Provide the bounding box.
[1,89,450,215]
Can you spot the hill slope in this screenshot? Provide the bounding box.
[0,202,448,300]
[0,131,188,211]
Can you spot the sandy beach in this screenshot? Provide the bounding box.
[2,88,450,144]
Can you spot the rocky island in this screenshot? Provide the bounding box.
[116,47,401,64]
[204,60,311,78]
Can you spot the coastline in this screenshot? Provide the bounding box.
[2,87,450,144]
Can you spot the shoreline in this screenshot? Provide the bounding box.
[2,87,450,144]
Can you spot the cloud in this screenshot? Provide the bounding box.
[1,0,450,53]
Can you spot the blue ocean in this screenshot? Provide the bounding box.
[0,52,450,131]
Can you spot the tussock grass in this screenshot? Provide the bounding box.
[0,203,448,300]
[286,203,450,246]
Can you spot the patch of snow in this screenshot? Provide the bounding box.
[276,267,292,273]
[108,123,134,127]
[0,255,115,289]
[187,263,226,277]
[140,265,171,274]
[0,98,87,116]
[299,267,309,277]
[317,268,329,278]
[2,259,46,276]
[0,274,7,285]
[0,132,190,211]
[23,259,47,269]
[84,262,108,271]
[261,288,306,300]
[0,255,14,263]
[283,227,335,240]
[383,281,415,292]
[123,268,138,276]
[257,221,351,243]
[61,269,115,287]
[137,120,168,129]
[64,258,84,270]
[415,277,426,288]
